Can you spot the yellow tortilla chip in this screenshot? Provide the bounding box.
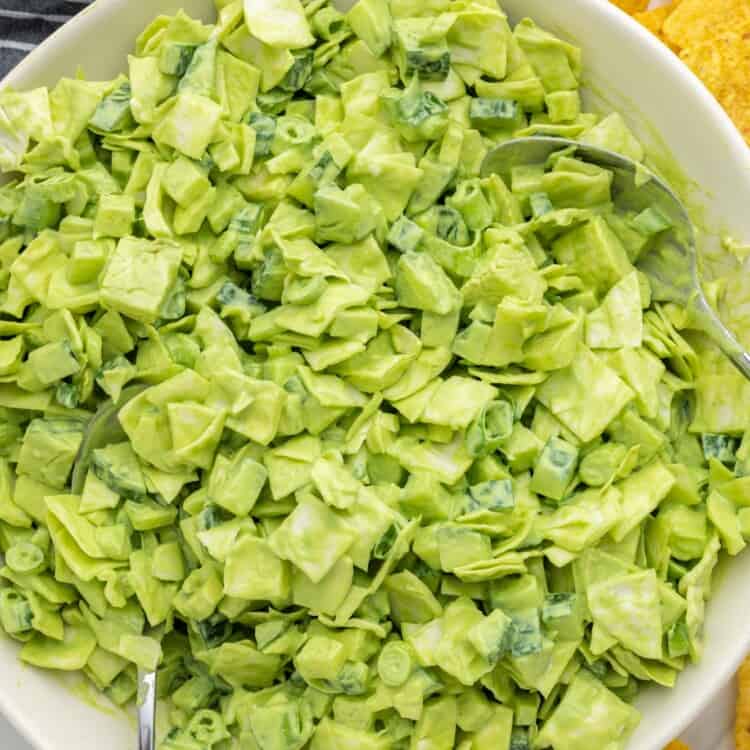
[738,656,750,750]
[633,6,673,37]
[663,742,690,750]
[680,31,750,143]
[610,0,650,13]
[663,0,750,50]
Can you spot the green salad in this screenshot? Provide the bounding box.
[0,0,749,748]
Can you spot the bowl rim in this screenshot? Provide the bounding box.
[2,1,750,749]
[589,0,750,167]
[555,8,750,745]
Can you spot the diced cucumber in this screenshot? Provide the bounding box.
[469,98,521,130]
[159,43,196,76]
[0,589,33,635]
[248,112,277,158]
[89,83,134,133]
[91,441,148,499]
[387,215,424,253]
[279,51,314,93]
[530,437,579,502]
[463,479,515,514]
[541,593,583,640]
[509,609,543,657]
[468,609,513,664]
[701,433,737,465]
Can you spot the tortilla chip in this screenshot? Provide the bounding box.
[663,742,690,750]
[633,6,674,37]
[663,0,750,50]
[610,0,650,13]
[680,31,750,142]
[738,656,750,750]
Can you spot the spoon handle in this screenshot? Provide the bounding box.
[693,295,750,381]
[137,669,157,750]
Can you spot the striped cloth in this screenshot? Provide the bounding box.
[0,0,92,79]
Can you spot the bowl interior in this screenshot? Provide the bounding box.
[2,1,750,749]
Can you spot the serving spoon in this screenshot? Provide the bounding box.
[481,136,750,380]
[70,385,156,750]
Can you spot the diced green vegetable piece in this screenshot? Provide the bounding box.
[702,433,737,465]
[509,609,544,657]
[248,112,277,158]
[489,574,543,613]
[385,570,442,625]
[468,609,513,664]
[466,400,514,458]
[388,215,424,253]
[17,419,83,490]
[89,83,133,133]
[395,23,451,82]
[541,593,584,640]
[535,670,639,750]
[377,640,414,687]
[279,50,314,93]
[667,619,690,659]
[545,90,581,123]
[438,526,492,572]
[631,206,672,236]
[69,240,109,284]
[530,437,579,502]
[447,179,493,232]
[152,542,185,582]
[529,192,553,218]
[27,341,80,386]
[249,701,314,749]
[313,184,377,244]
[395,252,460,315]
[178,38,218,97]
[153,92,222,159]
[268,496,355,584]
[159,43,196,76]
[0,590,33,635]
[224,536,290,601]
[384,78,449,143]
[707,489,746,556]
[469,98,521,130]
[162,157,211,208]
[347,0,392,57]
[13,187,61,231]
[91,442,147,499]
[100,237,182,323]
[124,498,177,531]
[462,479,514,515]
[94,194,135,239]
[579,443,629,487]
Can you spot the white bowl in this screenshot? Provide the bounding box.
[2,1,750,749]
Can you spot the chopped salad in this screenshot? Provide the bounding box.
[0,1,748,749]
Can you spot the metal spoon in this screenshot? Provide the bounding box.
[481,135,750,380]
[71,385,156,750]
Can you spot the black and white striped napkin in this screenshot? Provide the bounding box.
[0,0,92,80]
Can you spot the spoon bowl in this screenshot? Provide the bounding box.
[481,136,750,379]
